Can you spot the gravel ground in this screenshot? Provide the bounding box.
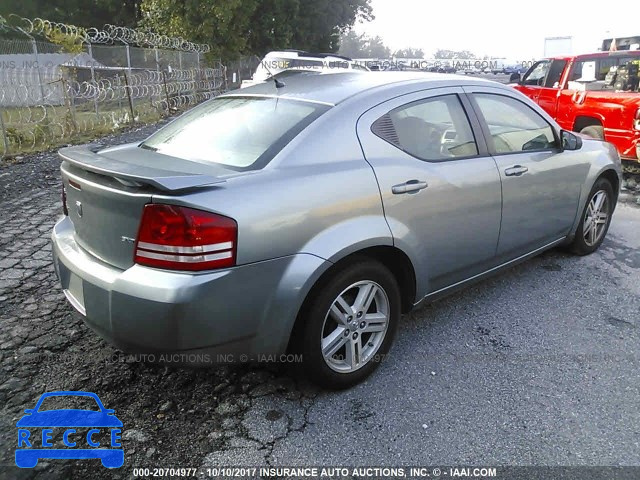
[1,118,640,480]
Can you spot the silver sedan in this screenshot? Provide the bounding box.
[52,72,622,388]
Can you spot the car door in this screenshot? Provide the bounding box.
[463,86,588,259]
[356,87,502,298]
[535,59,568,118]
[515,60,551,104]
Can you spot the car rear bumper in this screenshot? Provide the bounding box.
[16,449,123,468]
[52,216,328,359]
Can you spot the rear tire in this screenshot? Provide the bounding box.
[568,178,614,255]
[579,125,605,140]
[296,259,400,390]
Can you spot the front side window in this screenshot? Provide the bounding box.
[374,94,478,161]
[141,97,329,170]
[522,60,550,86]
[472,94,556,154]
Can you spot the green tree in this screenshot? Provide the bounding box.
[139,0,372,59]
[435,49,475,59]
[338,31,390,58]
[290,0,372,53]
[364,35,389,58]
[140,0,260,59]
[394,47,424,58]
[0,0,140,28]
[2,0,374,59]
[338,30,365,58]
[246,0,300,55]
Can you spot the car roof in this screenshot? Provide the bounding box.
[264,50,354,62]
[37,391,99,399]
[223,71,503,106]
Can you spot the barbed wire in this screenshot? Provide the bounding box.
[0,15,210,53]
[0,67,225,153]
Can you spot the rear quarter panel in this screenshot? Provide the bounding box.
[150,104,393,266]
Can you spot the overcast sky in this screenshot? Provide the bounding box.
[354,0,639,59]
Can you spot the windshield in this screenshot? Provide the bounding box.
[141,97,329,169]
[37,395,101,412]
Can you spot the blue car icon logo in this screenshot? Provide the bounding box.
[16,391,123,468]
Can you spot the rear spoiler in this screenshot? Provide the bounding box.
[58,145,226,192]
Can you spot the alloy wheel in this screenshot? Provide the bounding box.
[320,281,389,373]
[583,190,609,247]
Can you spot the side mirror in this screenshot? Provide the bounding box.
[561,130,583,151]
[24,409,34,414]
[104,409,115,415]
[509,72,522,84]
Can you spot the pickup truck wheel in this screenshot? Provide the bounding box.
[579,126,605,140]
[568,178,614,255]
[297,259,400,390]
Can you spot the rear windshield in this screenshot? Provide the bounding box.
[141,96,329,170]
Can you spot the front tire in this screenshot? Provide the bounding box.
[568,178,614,255]
[297,259,401,389]
[579,125,605,140]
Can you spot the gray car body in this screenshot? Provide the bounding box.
[51,72,622,359]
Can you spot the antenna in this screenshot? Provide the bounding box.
[261,59,286,89]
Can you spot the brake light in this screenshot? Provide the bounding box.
[62,183,68,216]
[134,204,237,271]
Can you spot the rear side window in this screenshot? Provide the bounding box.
[570,56,640,92]
[472,94,556,154]
[372,94,478,161]
[141,97,329,170]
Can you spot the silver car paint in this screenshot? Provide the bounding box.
[460,85,607,257]
[356,86,503,296]
[53,216,329,354]
[51,72,622,357]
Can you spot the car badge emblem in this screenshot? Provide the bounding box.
[16,390,124,468]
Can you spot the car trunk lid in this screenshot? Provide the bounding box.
[59,144,230,270]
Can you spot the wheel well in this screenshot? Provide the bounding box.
[599,169,620,201]
[312,247,417,314]
[287,246,417,353]
[573,116,603,133]
[351,246,417,313]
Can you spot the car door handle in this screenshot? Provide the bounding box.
[392,180,428,194]
[504,165,529,177]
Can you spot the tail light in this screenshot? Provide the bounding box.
[134,204,237,271]
[62,183,68,216]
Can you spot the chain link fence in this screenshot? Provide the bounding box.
[0,16,225,158]
[223,55,261,90]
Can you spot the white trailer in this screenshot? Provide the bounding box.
[544,37,573,57]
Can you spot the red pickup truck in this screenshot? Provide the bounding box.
[512,51,640,173]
